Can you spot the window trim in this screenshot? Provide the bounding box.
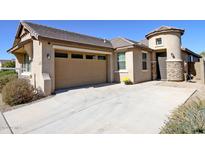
[156,38,162,46]
[117,52,126,70]
[142,51,148,71]
[22,53,31,73]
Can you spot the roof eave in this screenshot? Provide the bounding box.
[146,29,185,39]
[133,44,153,52]
[7,39,32,53]
[38,36,114,50]
[21,22,39,39]
[181,48,202,58]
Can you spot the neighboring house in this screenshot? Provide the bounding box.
[0,59,15,70]
[8,22,202,95]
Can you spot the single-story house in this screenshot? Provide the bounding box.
[8,22,202,95]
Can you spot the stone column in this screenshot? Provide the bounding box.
[167,60,184,81]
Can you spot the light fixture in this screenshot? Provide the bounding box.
[47,53,51,60]
[171,53,175,58]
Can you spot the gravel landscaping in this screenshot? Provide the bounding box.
[156,80,205,104]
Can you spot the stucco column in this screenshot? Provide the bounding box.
[151,51,157,80]
[166,34,184,81]
[107,54,114,83]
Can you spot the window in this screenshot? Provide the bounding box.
[142,52,147,70]
[71,54,83,59]
[22,54,31,72]
[156,38,162,45]
[117,52,126,70]
[98,55,106,60]
[86,55,94,59]
[55,52,68,58]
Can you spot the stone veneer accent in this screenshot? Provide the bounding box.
[167,61,184,81]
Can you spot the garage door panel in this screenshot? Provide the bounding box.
[55,58,107,89]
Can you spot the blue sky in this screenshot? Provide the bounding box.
[1,20,205,59]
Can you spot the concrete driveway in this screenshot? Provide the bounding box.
[3,81,195,134]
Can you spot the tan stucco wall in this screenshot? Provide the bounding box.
[148,32,184,81]
[181,51,188,73]
[113,48,152,83]
[38,40,113,94]
[188,62,201,80]
[113,49,134,83]
[30,40,44,93]
[133,49,152,83]
[14,53,23,74]
[148,33,182,61]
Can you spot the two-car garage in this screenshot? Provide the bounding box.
[54,49,108,90]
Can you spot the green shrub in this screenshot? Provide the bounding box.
[0,70,16,77]
[122,77,133,85]
[2,61,15,68]
[160,100,205,134]
[2,79,36,106]
[0,73,17,92]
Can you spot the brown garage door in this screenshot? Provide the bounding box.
[55,54,107,90]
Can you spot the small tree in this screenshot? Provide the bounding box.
[2,61,15,68]
[200,51,205,57]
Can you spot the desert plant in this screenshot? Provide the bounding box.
[160,99,205,134]
[0,73,17,92]
[122,77,133,85]
[2,61,15,68]
[2,79,36,106]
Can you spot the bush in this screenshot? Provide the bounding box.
[2,79,36,106]
[0,73,17,92]
[0,70,16,77]
[2,61,15,68]
[122,77,133,85]
[160,100,205,134]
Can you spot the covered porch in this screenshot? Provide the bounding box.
[7,40,33,78]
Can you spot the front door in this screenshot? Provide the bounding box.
[156,52,167,80]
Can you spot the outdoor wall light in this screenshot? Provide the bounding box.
[171,53,175,58]
[47,53,51,60]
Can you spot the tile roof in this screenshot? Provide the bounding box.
[110,37,152,51]
[21,21,113,48]
[181,47,202,58]
[20,22,153,51]
[146,26,184,38]
[110,37,134,48]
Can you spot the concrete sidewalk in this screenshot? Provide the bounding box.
[0,112,11,134]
